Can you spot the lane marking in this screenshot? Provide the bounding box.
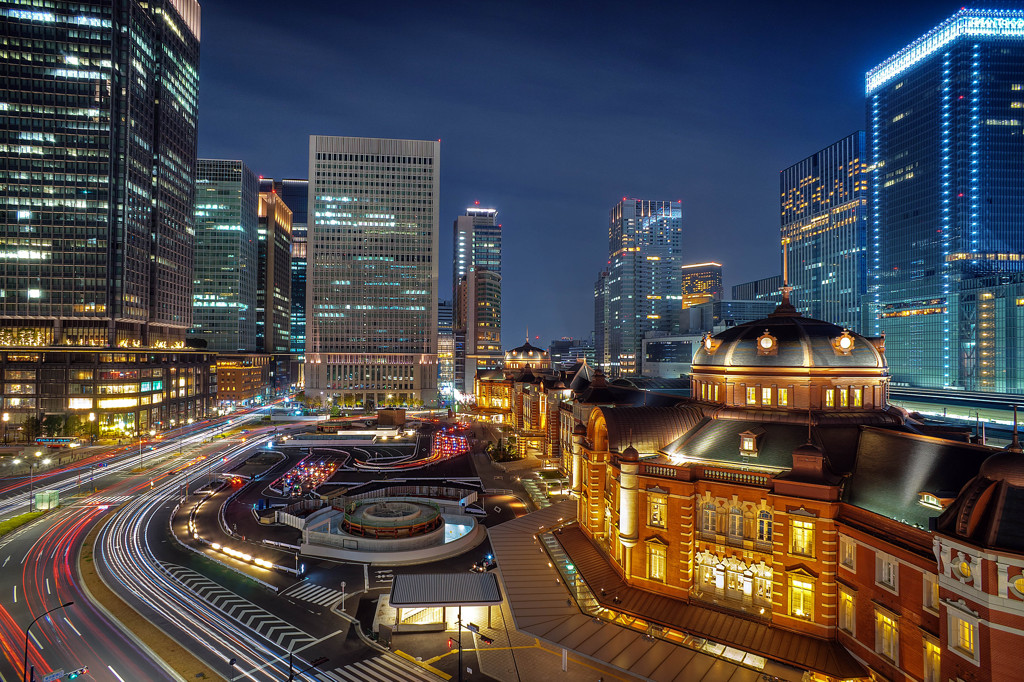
[63,617,82,637]
[45,578,50,595]
[2,556,8,567]
[108,666,127,682]
[29,631,42,650]
[11,586,15,603]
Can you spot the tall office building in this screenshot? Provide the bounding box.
[0,1,214,436]
[305,136,440,407]
[866,8,1024,391]
[549,337,595,369]
[732,275,783,303]
[437,299,455,404]
[191,160,259,352]
[781,132,867,330]
[260,178,308,388]
[593,199,683,376]
[452,207,502,393]
[680,262,724,309]
[257,188,292,393]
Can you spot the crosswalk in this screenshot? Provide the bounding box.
[81,494,134,505]
[160,562,315,652]
[323,655,441,682]
[281,581,345,607]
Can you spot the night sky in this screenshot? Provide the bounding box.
[197,0,954,348]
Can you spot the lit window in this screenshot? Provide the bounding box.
[778,388,788,406]
[647,543,667,582]
[649,496,666,528]
[713,384,719,401]
[761,387,772,406]
[700,383,706,399]
[839,388,849,407]
[924,574,939,613]
[741,436,755,450]
[791,519,814,557]
[746,387,757,405]
[924,639,941,682]
[851,387,863,407]
[956,617,975,656]
[875,610,899,662]
[839,588,855,634]
[958,560,972,581]
[728,507,743,540]
[702,502,717,535]
[876,552,899,591]
[789,577,814,619]
[824,389,835,407]
[757,510,773,545]
[840,535,856,571]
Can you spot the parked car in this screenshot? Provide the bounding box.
[470,554,497,572]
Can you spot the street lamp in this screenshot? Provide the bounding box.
[139,428,155,470]
[23,601,73,682]
[28,457,50,513]
[2,412,8,445]
[88,412,96,443]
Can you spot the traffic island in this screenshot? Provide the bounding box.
[78,507,227,682]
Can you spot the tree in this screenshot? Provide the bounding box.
[22,416,42,442]
[41,414,63,437]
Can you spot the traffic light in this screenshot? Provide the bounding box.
[447,637,455,649]
[68,668,89,679]
[479,635,494,644]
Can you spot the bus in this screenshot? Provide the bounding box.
[34,437,81,449]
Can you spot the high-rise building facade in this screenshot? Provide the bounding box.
[257,188,292,393]
[191,160,259,352]
[732,275,783,303]
[549,337,595,369]
[680,262,724,309]
[305,136,439,407]
[0,1,213,436]
[594,199,683,376]
[781,133,867,330]
[866,8,1024,391]
[260,178,308,389]
[437,299,455,404]
[452,207,502,393]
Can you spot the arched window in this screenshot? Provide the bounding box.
[701,502,717,536]
[757,510,773,544]
[728,506,744,540]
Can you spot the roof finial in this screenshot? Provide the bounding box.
[770,239,798,317]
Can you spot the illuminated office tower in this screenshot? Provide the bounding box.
[305,136,439,407]
[866,8,1024,391]
[0,1,213,436]
[437,299,455,405]
[780,132,867,330]
[680,262,724,309]
[257,188,292,393]
[192,160,259,352]
[594,199,683,376]
[260,178,308,388]
[453,207,502,393]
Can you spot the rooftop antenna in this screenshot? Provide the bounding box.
[771,239,797,316]
[1012,405,1020,451]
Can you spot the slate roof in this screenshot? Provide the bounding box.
[598,405,705,454]
[692,314,884,370]
[842,427,989,529]
[662,419,810,470]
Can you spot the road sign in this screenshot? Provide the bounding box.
[42,670,64,682]
[494,505,502,514]
[466,623,479,633]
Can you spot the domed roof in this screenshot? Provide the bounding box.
[620,444,639,462]
[978,427,1024,486]
[504,341,549,363]
[692,308,885,371]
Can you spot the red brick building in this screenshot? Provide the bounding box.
[563,296,1019,680]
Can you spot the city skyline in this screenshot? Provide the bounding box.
[196,0,952,344]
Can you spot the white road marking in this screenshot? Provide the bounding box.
[45,578,50,595]
[29,631,42,650]
[108,666,127,682]
[2,555,9,567]
[63,617,82,637]
[12,586,15,603]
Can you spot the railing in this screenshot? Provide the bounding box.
[703,467,771,487]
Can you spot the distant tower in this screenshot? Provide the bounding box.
[438,299,455,404]
[594,199,683,376]
[453,207,502,393]
[305,137,440,407]
[681,262,724,309]
[781,132,867,329]
[192,160,259,352]
[257,187,293,393]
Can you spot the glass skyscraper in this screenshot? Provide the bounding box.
[305,136,439,407]
[0,1,214,437]
[191,160,259,352]
[594,199,683,376]
[680,262,724,309]
[781,132,867,331]
[453,207,502,393]
[867,8,1024,390]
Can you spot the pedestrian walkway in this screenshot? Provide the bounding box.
[79,494,135,505]
[324,655,441,681]
[281,581,345,607]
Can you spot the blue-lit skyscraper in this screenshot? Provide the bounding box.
[453,207,502,393]
[866,8,1024,391]
[781,132,867,331]
[594,199,683,376]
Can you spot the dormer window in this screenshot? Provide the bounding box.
[739,427,764,456]
[917,491,952,510]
